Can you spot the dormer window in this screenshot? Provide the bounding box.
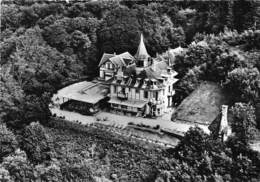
[142,78,149,89]
[167,67,172,73]
[134,77,141,87]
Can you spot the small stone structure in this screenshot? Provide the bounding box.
[219,105,232,141]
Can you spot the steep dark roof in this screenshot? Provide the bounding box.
[124,64,136,76]
[98,53,115,67]
[143,67,161,79]
[99,52,135,67]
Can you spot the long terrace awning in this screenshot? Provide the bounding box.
[57,81,109,104]
[109,97,147,108]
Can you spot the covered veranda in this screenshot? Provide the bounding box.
[52,81,109,114]
[109,97,148,116]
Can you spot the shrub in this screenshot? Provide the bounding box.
[0,149,35,181]
[21,122,54,164]
[153,125,160,130]
[61,163,95,182]
[34,159,62,182]
[0,167,12,182]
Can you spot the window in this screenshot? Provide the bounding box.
[168,86,171,93]
[136,89,140,93]
[137,60,144,67]
[155,92,158,100]
[114,85,117,93]
[100,71,104,78]
[112,104,118,108]
[122,105,127,109]
[109,63,113,69]
[144,91,148,99]
[122,87,125,93]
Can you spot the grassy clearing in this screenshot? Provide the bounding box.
[172,82,229,125]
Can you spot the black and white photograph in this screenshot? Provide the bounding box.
[0,0,260,181]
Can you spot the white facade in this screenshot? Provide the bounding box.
[98,34,179,117]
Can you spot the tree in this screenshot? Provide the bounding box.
[22,94,52,124]
[70,30,91,50]
[224,67,260,103]
[61,163,95,182]
[21,122,54,164]
[159,127,233,181]
[34,159,62,182]
[229,103,257,142]
[175,65,203,101]
[10,26,83,95]
[0,67,24,127]
[231,154,259,182]
[0,124,18,161]
[43,23,70,51]
[177,41,211,74]
[0,167,12,182]
[20,6,39,28]
[98,4,185,56]
[98,5,141,54]
[0,36,17,65]
[37,15,58,29]
[203,47,247,82]
[134,4,185,53]
[0,149,35,182]
[1,4,21,31]
[67,2,93,18]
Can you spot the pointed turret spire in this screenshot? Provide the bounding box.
[135,33,150,60]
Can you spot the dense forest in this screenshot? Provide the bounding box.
[1,0,260,181]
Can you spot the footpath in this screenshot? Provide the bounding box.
[50,107,210,135]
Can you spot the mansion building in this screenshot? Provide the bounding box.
[98,34,179,117]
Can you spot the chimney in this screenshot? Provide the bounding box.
[219,105,232,141]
